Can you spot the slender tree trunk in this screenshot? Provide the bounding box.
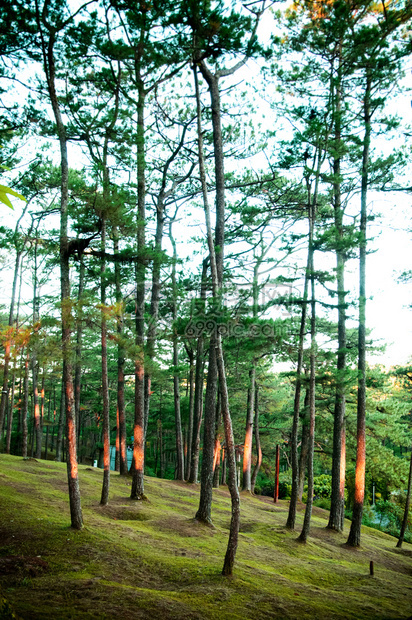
[113,230,128,475]
[170,222,185,480]
[0,249,22,437]
[221,447,227,485]
[100,218,110,506]
[74,255,85,454]
[194,63,240,574]
[55,384,64,462]
[196,343,218,522]
[274,444,280,503]
[328,46,347,532]
[396,441,412,548]
[298,200,317,544]
[131,78,146,501]
[188,259,208,484]
[242,367,256,492]
[286,257,309,528]
[21,351,29,458]
[347,73,371,547]
[36,9,83,527]
[6,357,17,454]
[194,56,227,524]
[251,384,262,494]
[213,387,222,488]
[185,346,195,480]
[298,388,310,500]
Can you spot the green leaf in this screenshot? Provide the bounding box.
[0,184,27,209]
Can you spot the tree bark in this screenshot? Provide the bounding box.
[286,256,309,529]
[35,6,83,527]
[396,441,412,548]
[188,259,208,484]
[328,44,347,533]
[251,383,262,494]
[298,388,310,501]
[100,218,110,506]
[21,351,29,458]
[131,75,146,501]
[113,229,128,475]
[347,72,371,547]
[185,346,195,481]
[242,367,256,492]
[74,255,85,456]
[298,192,317,544]
[274,444,280,503]
[193,62,240,575]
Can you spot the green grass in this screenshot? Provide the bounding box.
[0,454,411,619]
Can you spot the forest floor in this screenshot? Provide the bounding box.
[0,454,411,620]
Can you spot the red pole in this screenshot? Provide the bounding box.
[274,444,280,503]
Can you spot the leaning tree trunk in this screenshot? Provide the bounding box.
[36,10,83,527]
[194,62,240,575]
[194,55,227,525]
[347,72,371,547]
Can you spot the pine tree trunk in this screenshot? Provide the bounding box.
[274,444,280,503]
[347,72,371,548]
[286,257,309,529]
[55,384,64,462]
[100,218,110,506]
[196,343,218,522]
[21,351,29,458]
[194,62,240,574]
[74,255,85,455]
[5,361,16,454]
[188,259,208,484]
[328,45,347,533]
[298,388,310,501]
[113,230,128,475]
[131,80,146,501]
[251,384,262,494]
[298,197,317,544]
[170,223,184,481]
[242,367,256,492]
[0,248,22,438]
[396,441,412,548]
[185,347,195,480]
[194,56,226,525]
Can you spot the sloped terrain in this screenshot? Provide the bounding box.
[0,454,411,619]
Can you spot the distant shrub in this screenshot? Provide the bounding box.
[313,498,331,511]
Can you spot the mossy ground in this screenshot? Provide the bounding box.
[0,454,411,619]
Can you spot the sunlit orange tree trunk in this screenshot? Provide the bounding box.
[35,0,84,529]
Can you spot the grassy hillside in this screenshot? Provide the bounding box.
[0,454,411,619]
